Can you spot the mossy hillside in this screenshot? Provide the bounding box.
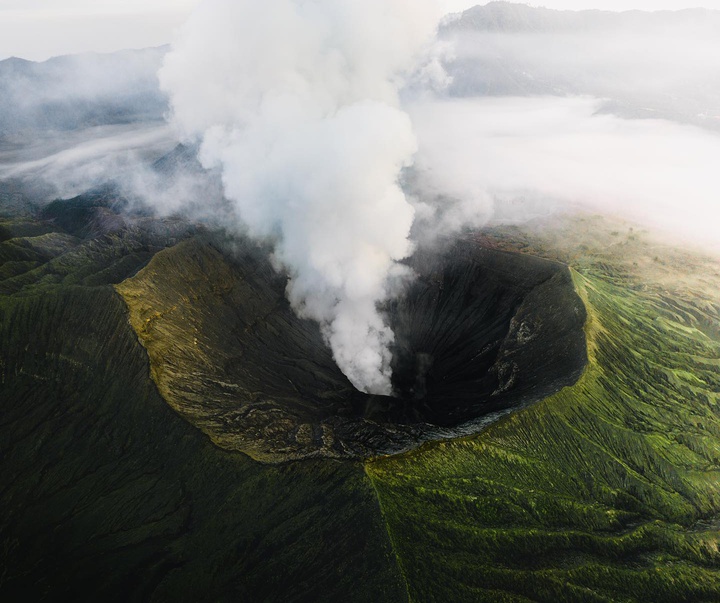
[367,269,720,602]
[0,285,407,603]
[3,201,720,601]
[0,191,198,299]
[0,206,407,602]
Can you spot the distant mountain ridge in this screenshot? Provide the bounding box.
[439,2,720,130]
[0,47,169,142]
[443,1,720,34]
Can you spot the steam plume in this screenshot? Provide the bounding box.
[159,0,442,394]
[6,2,720,394]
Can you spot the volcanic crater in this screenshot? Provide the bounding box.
[117,235,588,462]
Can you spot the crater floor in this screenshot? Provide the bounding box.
[117,235,588,462]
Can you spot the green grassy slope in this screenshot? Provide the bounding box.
[0,216,407,602]
[367,266,720,602]
[3,205,720,601]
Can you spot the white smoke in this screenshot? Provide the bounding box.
[159,0,443,394]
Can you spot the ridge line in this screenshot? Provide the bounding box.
[364,464,413,603]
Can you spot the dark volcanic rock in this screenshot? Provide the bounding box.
[383,241,587,427]
[118,235,587,462]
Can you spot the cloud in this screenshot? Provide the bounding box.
[0,2,197,61]
[0,48,168,144]
[409,96,720,250]
[441,8,720,129]
[0,1,198,18]
[0,123,175,195]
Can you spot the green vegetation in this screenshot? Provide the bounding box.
[367,268,720,602]
[0,214,405,602]
[2,205,720,601]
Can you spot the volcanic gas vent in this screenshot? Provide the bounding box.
[117,236,587,462]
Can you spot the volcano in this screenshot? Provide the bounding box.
[117,234,587,462]
[4,5,720,596]
[3,197,720,602]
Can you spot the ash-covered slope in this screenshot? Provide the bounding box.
[117,234,587,462]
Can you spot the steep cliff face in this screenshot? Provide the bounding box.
[116,235,587,462]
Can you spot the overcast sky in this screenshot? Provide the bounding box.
[1,0,719,61]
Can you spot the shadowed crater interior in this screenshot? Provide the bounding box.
[117,235,587,462]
